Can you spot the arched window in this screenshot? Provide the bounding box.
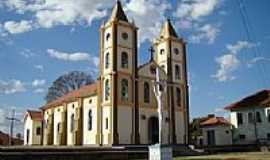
[121,79,128,101]
[122,32,128,40]
[160,49,165,55]
[105,52,109,69]
[106,33,110,41]
[175,65,180,80]
[105,79,110,101]
[176,88,181,106]
[144,82,150,103]
[121,52,128,69]
[174,48,179,55]
[88,110,92,131]
[57,123,61,133]
[161,65,165,70]
[36,127,41,135]
[70,114,75,132]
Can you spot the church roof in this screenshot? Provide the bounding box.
[42,82,98,110]
[224,89,270,110]
[160,19,178,38]
[109,1,128,22]
[200,116,231,127]
[25,110,42,121]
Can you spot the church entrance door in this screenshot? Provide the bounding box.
[148,116,159,144]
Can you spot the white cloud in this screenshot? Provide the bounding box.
[4,20,34,34]
[47,49,99,66]
[0,23,8,37]
[176,0,220,20]
[34,65,44,72]
[3,0,113,28]
[32,79,46,87]
[212,41,256,82]
[173,0,222,44]
[48,49,90,61]
[189,24,220,44]
[0,80,26,94]
[226,41,255,54]
[19,48,35,58]
[33,88,45,93]
[174,0,220,25]
[247,57,270,68]
[125,0,170,43]
[212,54,240,81]
[2,0,171,44]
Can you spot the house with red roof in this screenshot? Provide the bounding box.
[24,110,42,145]
[200,115,232,146]
[225,89,270,144]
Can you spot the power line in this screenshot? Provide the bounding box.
[6,109,20,145]
[236,0,269,87]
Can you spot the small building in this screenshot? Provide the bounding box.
[24,110,42,145]
[225,89,270,144]
[200,116,232,146]
[0,131,23,145]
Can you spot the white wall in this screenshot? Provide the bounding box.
[24,115,42,145]
[202,125,232,146]
[139,108,169,144]
[53,106,65,145]
[230,106,270,144]
[118,106,132,144]
[67,101,78,145]
[83,96,98,145]
[102,106,111,145]
[175,111,185,144]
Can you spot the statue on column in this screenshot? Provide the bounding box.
[153,68,166,144]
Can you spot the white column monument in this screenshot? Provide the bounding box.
[148,68,172,160]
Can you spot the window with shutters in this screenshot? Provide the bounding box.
[144,82,150,103]
[121,79,128,101]
[121,52,128,69]
[88,110,92,131]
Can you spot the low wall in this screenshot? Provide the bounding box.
[0,146,148,160]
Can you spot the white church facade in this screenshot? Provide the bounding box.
[24,1,189,146]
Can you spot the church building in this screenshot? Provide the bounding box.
[24,1,190,146]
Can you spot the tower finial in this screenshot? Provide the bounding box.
[160,18,178,38]
[149,46,155,61]
[109,0,128,22]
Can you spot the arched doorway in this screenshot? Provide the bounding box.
[148,116,159,144]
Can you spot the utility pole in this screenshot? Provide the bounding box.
[6,109,20,145]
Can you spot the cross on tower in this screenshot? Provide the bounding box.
[6,109,20,145]
[148,46,155,61]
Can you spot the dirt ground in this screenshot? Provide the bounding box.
[175,152,270,160]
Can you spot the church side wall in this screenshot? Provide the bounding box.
[102,106,111,144]
[53,105,64,145]
[67,101,79,145]
[118,106,132,144]
[175,111,185,144]
[83,96,98,145]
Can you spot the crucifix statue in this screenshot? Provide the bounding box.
[6,109,20,145]
[153,68,167,144]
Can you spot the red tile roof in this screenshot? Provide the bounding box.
[200,116,231,127]
[41,82,98,110]
[26,110,42,121]
[224,89,270,110]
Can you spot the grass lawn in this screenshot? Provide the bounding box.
[174,152,270,160]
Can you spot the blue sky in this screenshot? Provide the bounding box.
[0,0,269,134]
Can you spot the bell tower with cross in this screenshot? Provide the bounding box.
[98,0,139,145]
[153,18,189,144]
